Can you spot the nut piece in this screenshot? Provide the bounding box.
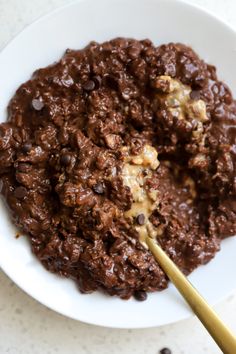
[130,144,160,170]
[189,153,208,169]
[152,75,179,93]
[104,134,121,149]
[186,99,208,122]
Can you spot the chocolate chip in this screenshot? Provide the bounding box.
[47,76,54,83]
[136,213,145,225]
[22,142,32,153]
[93,182,104,194]
[83,80,95,91]
[190,90,200,100]
[14,186,27,199]
[134,290,147,301]
[31,98,44,111]
[60,153,71,166]
[104,75,119,90]
[160,348,172,354]
[93,75,102,89]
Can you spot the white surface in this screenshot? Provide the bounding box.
[0,0,236,351]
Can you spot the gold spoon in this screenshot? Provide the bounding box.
[146,237,236,354]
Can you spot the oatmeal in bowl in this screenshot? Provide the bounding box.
[0,38,235,301]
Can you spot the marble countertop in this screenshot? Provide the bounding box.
[0,1,236,353]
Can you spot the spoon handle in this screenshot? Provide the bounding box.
[146,237,236,354]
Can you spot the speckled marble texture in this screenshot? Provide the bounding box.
[0,1,236,353]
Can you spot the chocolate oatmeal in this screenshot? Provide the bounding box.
[0,38,235,299]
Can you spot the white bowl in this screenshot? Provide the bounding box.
[0,0,236,329]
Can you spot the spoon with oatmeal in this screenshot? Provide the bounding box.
[120,138,236,354]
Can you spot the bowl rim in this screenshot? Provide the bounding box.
[1,0,236,54]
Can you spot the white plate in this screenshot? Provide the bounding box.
[0,0,236,329]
